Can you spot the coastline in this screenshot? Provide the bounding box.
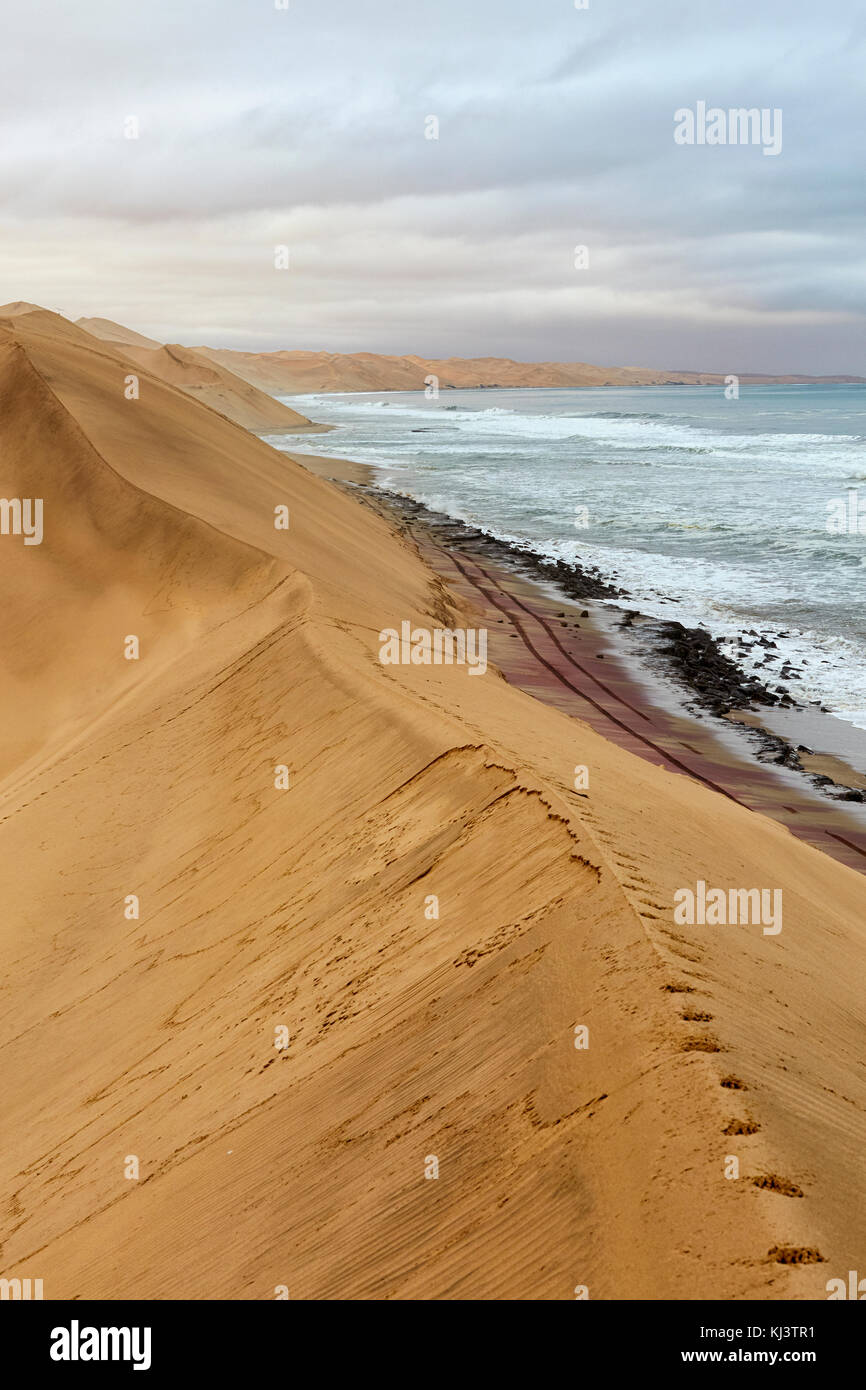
[290,449,866,875]
[280,381,866,746]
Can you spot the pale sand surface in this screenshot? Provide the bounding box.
[1,306,865,1300]
[798,753,866,790]
[283,450,374,485]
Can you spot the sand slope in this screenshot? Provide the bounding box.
[115,342,325,434]
[0,334,285,780]
[70,313,323,433]
[1,307,865,1300]
[76,316,163,351]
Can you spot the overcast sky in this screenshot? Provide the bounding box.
[1,0,863,372]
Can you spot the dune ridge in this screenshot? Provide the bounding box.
[76,316,164,351]
[1,306,864,1300]
[64,310,324,433]
[0,333,289,780]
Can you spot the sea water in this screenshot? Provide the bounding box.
[269,384,866,728]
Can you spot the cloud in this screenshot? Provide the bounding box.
[0,0,862,373]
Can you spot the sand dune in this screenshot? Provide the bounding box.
[68,306,866,397]
[0,300,54,318]
[194,345,865,394]
[76,316,163,351]
[1,306,865,1300]
[111,341,325,433]
[69,311,323,433]
[0,333,284,782]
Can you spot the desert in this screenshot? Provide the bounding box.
[0,302,864,1303]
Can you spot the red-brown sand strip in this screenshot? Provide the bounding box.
[406,519,866,874]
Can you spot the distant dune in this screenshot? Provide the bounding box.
[193,345,866,394]
[64,309,866,396]
[2,303,865,1300]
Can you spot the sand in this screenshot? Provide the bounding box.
[76,317,164,351]
[71,312,326,434]
[1,304,865,1301]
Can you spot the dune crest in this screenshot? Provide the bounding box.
[72,314,324,433]
[76,316,164,351]
[0,333,288,778]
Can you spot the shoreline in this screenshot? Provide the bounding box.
[291,447,866,874]
[279,385,866,756]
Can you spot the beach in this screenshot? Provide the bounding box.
[2,305,866,1300]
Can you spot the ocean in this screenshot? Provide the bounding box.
[272,384,866,728]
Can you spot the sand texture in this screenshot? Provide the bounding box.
[1,306,864,1300]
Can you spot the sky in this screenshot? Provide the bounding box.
[0,0,863,372]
